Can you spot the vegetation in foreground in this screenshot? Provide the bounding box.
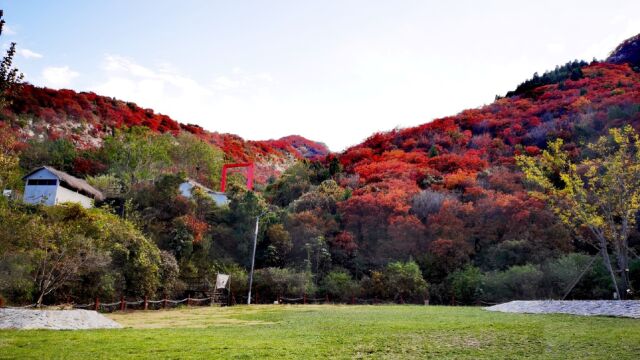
[1,305,639,359]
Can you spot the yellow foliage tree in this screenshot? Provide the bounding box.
[517,126,640,299]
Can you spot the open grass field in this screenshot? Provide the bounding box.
[1,305,639,359]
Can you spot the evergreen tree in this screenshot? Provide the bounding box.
[0,10,23,110]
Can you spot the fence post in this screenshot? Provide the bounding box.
[94,297,100,311]
[163,294,167,309]
[255,291,259,304]
[325,294,329,304]
[144,295,148,310]
[351,295,355,305]
[120,296,125,312]
[303,293,307,305]
[187,294,191,306]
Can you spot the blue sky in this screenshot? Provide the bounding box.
[2,0,639,150]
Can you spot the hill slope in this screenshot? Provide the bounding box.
[332,36,640,276]
[2,85,329,183]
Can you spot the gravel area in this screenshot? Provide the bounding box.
[485,300,640,319]
[0,308,122,330]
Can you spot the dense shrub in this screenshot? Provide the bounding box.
[541,253,613,300]
[382,261,428,302]
[0,202,162,304]
[158,251,182,297]
[253,267,314,302]
[320,270,360,301]
[482,264,543,303]
[448,266,483,305]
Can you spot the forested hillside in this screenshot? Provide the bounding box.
[2,32,640,307]
[334,58,640,302]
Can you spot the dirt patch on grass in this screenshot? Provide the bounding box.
[107,306,277,329]
[426,332,494,349]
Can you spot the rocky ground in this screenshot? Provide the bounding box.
[0,308,122,330]
[485,300,640,318]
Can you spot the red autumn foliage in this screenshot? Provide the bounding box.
[332,231,358,253]
[182,215,209,243]
[332,60,640,267]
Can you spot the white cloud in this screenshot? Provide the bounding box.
[90,55,277,137]
[41,66,79,88]
[18,48,43,59]
[93,55,214,114]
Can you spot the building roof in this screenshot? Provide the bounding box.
[23,166,105,201]
[183,179,225,195]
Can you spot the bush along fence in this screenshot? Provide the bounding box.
[3,292,432,311]
[5,295,226,312]
[236,292,428,306]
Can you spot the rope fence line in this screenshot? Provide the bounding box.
[0,295,226,312]
[4,293,436,311]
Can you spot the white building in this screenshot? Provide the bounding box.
[179,179,229,206]
[22,166,105,208]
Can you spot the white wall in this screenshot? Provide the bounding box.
[211,192,229,206]
[23,168,94,208]
[55,186,94,208]
[179,182,195,198]
[23,169,58,206]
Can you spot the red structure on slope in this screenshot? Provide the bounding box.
[220,163,255,192]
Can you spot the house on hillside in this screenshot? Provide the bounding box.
[22,166,105,208]
[179,179,229,206]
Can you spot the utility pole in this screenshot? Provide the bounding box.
[247,210,268,305]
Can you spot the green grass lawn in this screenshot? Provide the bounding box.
[1,305,639,359]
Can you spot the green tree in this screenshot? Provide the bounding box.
[517,126,640,298]
[264,223,292,266]
[19,138,78,173]
[170,132,224,188]
[254,267,315,300]
[321,269,360,301]
[383,260,428,302]
[0,10,23,110]
[448,265,483,305]
[228,187,270,258]
[0,202,162,305]
[0,200,39,302]
[541,253,611,299]
[482,264,543,302]
[0,125,21,190]
[265,162,311,207]
[102,127,173,189]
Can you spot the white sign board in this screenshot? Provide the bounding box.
[216,274,230,289]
